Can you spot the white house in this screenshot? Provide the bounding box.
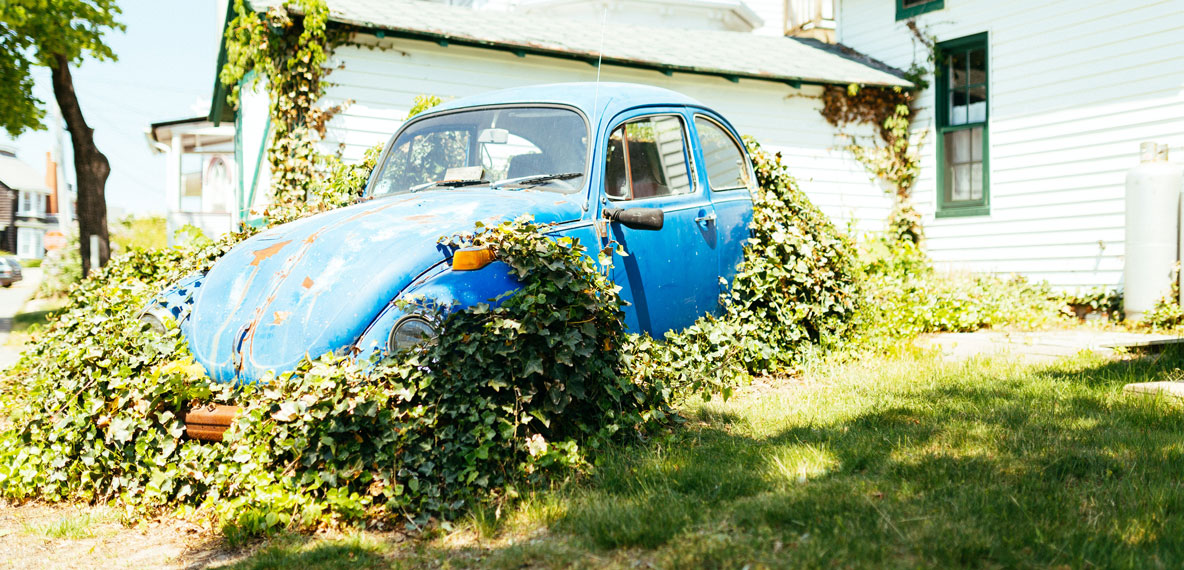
[204,0,1182,291]
[207,0,911,236]
[832,0,1184,289]
[147,117,238,243]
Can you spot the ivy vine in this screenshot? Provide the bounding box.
[819,21,936,244]
[220,0,349,225]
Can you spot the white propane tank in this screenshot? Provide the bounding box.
[1125,142,1184,321]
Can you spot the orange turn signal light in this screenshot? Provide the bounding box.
[452,247,495,271]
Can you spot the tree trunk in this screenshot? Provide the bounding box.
[49,53,110,277]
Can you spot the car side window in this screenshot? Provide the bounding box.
[605,115,692,201]
[695,117,751,192]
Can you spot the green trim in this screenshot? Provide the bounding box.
[896,0,944,20]
[208,0,238,125]
[234,101,244,227]
[935,32,990,218]
[935,205,991,219]
[243,113,272,222]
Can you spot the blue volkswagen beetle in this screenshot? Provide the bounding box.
[149,83,756,384]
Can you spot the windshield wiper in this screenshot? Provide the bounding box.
[409,179,490,193]
[491,172,583,190]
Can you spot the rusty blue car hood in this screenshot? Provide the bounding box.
[186,189,582,382]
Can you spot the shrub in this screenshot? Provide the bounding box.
[112,215,168,251]
[726,138,863,371]
[1058,287,1123,322]
[36,236,82,298]
[0,234,252,507]
[856,235,1067,345]
[1141,296,1183,330]
[0,218,663,534]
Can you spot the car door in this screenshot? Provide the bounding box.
[600,110,720,337]
[691,114,756,286]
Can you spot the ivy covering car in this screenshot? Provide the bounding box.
[146,82,756,385]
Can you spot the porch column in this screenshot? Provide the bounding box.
[166,133,183,245]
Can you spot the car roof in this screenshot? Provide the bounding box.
[427,82,710,128]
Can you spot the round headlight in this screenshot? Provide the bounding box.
[388,316,437,352]
[139,306,170,335]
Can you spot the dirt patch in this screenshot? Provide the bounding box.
[0,501,242,569]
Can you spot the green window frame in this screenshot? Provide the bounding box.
[936,32,990,218]
[896,0,944,20]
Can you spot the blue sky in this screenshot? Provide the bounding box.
[3,0,226,216]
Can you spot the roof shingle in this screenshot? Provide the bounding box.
[250,0,912,88]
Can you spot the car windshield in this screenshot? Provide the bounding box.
[368,107,588,196]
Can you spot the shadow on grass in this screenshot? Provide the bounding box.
[207,534,389,570]
[11,308,57,333]
[227,348,1184,569]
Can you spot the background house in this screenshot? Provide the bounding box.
[147,117,237,243]
[206,0,911,236]
[0,146,62,259]
[833,0,1184,289]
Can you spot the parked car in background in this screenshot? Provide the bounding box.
[144,83,757,384]
[0,257,23,287]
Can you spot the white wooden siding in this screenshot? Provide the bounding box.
[838,0,1184,290]
[268,36,892,233]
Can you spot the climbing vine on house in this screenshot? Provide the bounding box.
[820,21,936,244]
[220,0,350,224]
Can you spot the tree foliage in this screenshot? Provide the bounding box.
[0,0,124,136]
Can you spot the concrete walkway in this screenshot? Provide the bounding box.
[915,329,1184,364]
[0,267,44,370]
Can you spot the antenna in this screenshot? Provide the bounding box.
[586,5,608,215]
[591,5,607,128]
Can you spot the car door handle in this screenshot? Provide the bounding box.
[695,213,717,224]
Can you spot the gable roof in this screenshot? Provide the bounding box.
[211,0,912,123]
[0,153,49,194]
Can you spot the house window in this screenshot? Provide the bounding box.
[896,0,943,20]
[17,191,45,217]
[17,191,32,216]
[937,33,990,218]
[605,115,693,201]
[16,227,43,259]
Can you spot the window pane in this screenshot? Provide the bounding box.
[605,127,628,199]
[950,88,969,126]
[949,129,971,163]
[971,163,983,200]
[968,48,987,84]
[971,127,983,161]
[948,50,967,89]
[967,85,987,123]
[615,116,691,200]
[953,165,972,201]
[695,117,747,191]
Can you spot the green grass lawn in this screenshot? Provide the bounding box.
[221,347,1184,569]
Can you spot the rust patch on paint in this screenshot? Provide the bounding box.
[302,276,314,289]
[250,240,292,266]
[273,311,292,325]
